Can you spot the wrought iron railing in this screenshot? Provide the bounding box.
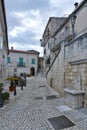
[17,62,25,67]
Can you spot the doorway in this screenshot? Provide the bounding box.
[30,67,35,76]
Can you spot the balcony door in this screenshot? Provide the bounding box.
[19,58,23,66]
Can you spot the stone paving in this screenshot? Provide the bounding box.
[0,76,87,130]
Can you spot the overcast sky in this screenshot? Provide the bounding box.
[5,0,82,56]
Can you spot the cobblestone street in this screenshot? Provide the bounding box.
[0,76,87,130]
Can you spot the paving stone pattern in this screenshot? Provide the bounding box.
[0,76,87,130]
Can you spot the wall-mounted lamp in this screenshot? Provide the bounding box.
[74,2,79,8]
[40,39,42,45]
[40,39,42,42]
[70,13,76,39]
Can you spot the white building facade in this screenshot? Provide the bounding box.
[7,48,39,77]
[0,0,9,83]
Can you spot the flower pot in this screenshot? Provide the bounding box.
[9,86,15,91]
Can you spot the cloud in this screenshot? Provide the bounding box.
[12,11,28,18]
[5,0,50,11]
[49,0,82,16]
[28,44,43,56]
[9,26,27,37]
[5,0,83,57]
[21,10,44,34]
[8,9,45,41]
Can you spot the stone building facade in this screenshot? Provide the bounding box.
[41,0,87,107]
[41,17,66,72]
[7,47,39,77]
[64,0,87,107]
[0,0,9,83]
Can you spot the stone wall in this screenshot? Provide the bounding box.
[65,33,87,107]
[64,63,87,88]
[65,62,87,107]
[47,42,65,96]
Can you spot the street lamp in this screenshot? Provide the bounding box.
[70,13,76,39]
[40,39,43,46]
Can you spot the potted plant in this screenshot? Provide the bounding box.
[6,76,19,92]
[2,92,9,104]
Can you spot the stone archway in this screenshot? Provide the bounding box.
[30,67,35,76]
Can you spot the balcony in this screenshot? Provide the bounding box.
[51,27,72,51]
[17,62,25,67]
[50,38,61,51]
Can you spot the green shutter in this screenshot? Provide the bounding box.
[32,58,35,64]
[19,58,23,66]
[7,57,10,63]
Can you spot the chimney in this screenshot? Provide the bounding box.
[11,47,13,50]
[74,2,79,8]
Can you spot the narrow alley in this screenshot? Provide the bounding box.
[0,75,87,130]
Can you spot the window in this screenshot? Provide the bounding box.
[18,58,25,67]
[44,49,46,54]
[31,58,35,64]
[7,57,10,63]
[14,68,17,72]
[19,58,23,65]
